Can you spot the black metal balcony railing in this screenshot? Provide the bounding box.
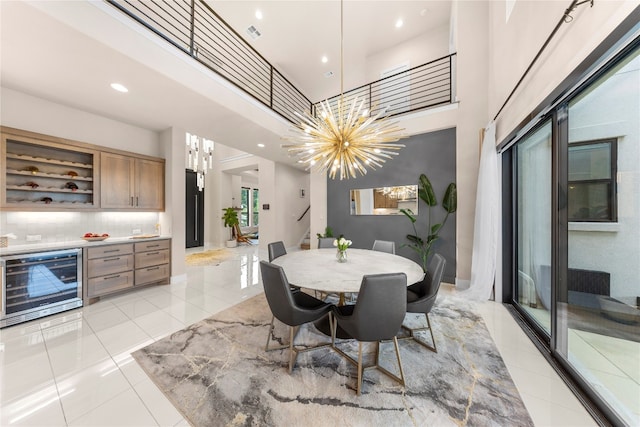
[106,1,455,125]
[107,0,313,123]
[316,54,456,119]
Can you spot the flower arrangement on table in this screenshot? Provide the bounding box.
[333,237,352,263]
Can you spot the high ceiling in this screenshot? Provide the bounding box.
[0,1,451,167]
[209,1,451,102]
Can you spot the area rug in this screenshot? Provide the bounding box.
[185,249,235,266]
[133,294,533,426]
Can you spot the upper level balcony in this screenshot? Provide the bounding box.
[107,0,456,126]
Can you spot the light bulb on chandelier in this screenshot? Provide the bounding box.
[186,132,214,190]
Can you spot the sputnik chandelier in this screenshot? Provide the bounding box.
[282,0,406,180]
[185,132,214,190]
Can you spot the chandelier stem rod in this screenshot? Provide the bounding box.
[340,0,344,102]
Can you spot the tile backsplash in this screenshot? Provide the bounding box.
[0,211,160,246]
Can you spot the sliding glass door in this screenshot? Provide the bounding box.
[515,121,553,335]
[506,39,639,425]
[559,46,640,426]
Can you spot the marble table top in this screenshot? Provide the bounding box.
[271,248,424,294]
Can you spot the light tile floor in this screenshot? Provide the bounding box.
[0,245,597,426]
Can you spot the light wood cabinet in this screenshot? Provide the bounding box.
[1,128,99,210]
[135,239,171,286]
[373,190,398,209]
[85,238,171,303]
[86,243,135,298]
[101,153,164,210]
[1,126,165,211]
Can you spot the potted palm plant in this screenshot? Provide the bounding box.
[400,173,457,272]
[222,207,240,248]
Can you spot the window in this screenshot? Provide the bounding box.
[504,36,638,426]
[240,187,250,227]
[568,139,617,222]
[241,187,259,227]
[252,188,259,226]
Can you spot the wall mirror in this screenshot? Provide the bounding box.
[350,185,418,215]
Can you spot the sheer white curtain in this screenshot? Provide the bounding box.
[464,121,499,300]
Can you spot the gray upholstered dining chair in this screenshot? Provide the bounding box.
[372,240,395,254]
[268,241,301,293]
[268,241,287,262]
[330,272,407,395]
[260,261,334,373]
[400,253,446,352]
[318,237,335,248]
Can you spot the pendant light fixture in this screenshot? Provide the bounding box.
[283,0,407,180]
[186,132,214,190]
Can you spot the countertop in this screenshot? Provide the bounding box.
[0,235,171,256]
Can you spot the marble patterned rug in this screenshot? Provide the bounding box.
[133,294,533,426]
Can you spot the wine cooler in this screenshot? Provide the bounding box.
[1,248,83,328]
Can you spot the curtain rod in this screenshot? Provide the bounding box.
[492,0,594,122]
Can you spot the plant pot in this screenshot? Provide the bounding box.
[225,240,238,248]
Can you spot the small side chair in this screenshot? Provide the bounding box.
[260,261,333,373]
[318,237,335,249]
[372,240,395,254]
[268,241,300,293]
[331,272,407,395]
[400,253,446,352]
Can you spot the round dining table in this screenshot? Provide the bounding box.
[271,248,423,336]
[271,248,424,297]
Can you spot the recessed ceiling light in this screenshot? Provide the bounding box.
[257,143,265,148]
[321,56,328,64]
[395,19,404,28]
[255,9,263,20]
[110,83,128,93]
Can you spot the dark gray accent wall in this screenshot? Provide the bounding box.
[327,127,456,283]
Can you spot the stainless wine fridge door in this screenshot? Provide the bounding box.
[1,248,83,328]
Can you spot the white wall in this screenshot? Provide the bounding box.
[0,88,163,248]
[488,1,638,299]
[489,1,639,142]
[364,24,450,84]
[1,88,160,156]
[160,127,186,281]
[274,164,310,249]
[452,1,490,287]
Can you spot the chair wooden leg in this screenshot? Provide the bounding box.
[329,313,336,347]
[288,326,299,373]
[399,312,437,353]
[357,342,363,396]
[265,315,277,351]
[375,338,405,388]
[425,313,437,353]
[392,336,406,386]
[265,316,291,353]
[266,316,330,373]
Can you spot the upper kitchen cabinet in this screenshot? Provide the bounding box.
[101,152,164,210]
[1,128,100,210]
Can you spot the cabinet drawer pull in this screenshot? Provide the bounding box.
[104,249,121,254]
[103,274,121,280]
[103,257,121,262]
[146,251,160,256]
[146,244,160,248]
[146,266,160,271]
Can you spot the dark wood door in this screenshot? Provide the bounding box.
[185,170,204,248]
